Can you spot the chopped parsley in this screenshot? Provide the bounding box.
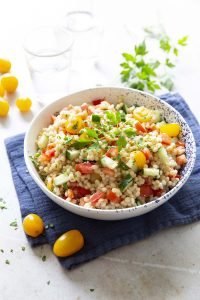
[0,198,7,210]
[21,246,26,251]
[9,220,18,229]
[5,260,10,265]
[117,136,127,151]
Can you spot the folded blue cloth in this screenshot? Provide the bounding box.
[5,93,200,270]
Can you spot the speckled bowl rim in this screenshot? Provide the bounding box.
[24,87,196,219]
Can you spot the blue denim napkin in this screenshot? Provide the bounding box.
[5,93,200,270]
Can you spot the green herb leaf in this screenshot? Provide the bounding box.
[117,136,127,151]
[165,58,175,68]
[21,246,25,251]
[161,78,174,91]
[73,140,91,149]
[119,174,133,192]
[124,128,136,138]
[84,128,98,139]
[178,35,188,46]
[92,114,101,123]
[106,111,121,125]
[122,53,136,62]
[160,37,171,53]
[173,47,179,56]
[135,41,148,56]
[119,111,126,122]
[90,289,95,292]
[5,260,10,265]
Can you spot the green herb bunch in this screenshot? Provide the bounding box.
[120,28,188,93]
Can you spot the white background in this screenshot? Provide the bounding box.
[0,0,200,299]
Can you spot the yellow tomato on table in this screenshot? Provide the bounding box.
[0,98,9,117]
[1,75,18,93]
[53,229,84,257]
[16,98,32,112]
[0,58,11,74]
[22,214,44,237]
[0,84,5,97]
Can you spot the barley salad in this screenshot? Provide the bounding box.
[31,98,187,210]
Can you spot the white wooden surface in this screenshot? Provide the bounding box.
[0,1,200,299]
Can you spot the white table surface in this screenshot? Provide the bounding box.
[0,0,200,299]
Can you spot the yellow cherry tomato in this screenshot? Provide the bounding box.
[65,116,84,134]
[0,58,11,74]
[22,213,44,237]
[160,123,181,137]
[53,229,84,257]
[1,75,18,93]
[16,97,32,112]
[0,84,5,97]
[133,106,152,123]
[134,151,146,169]
[0,98,9,117]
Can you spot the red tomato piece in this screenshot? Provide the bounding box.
[90,192,105,203]
[92,99,104,106]
[75,163,94,174]
[161,133,171,145]
[153,189,164,197]
[73,187,91,198]
[102,167,115,176]
[140,184,154,197]
[142,148,152,161]
[107,191,121,203]
[176,154,187,166]
[135,121,146,133]
[45,148,55,158]
[105,147,118,158]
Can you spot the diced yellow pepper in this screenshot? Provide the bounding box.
[134,151,146,169]
[133,106,151,123]
[65,116,84,134]
[160,123,181,137]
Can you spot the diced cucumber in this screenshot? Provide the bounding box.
[101,156,118,169]
[126,160,138,172]
[37,135,48,149]
[54,174,68,186]
[151,110,161,123]
[157,147,169,164]
[66,150,80,160]
[143,168,160,177]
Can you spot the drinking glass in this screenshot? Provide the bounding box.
[23,26,73,104]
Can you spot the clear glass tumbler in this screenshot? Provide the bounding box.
[23,26,73,104]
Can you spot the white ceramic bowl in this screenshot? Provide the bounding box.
[24,87,196,220]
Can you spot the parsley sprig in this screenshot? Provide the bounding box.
[120,27,188,93]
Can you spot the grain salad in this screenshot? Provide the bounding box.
[31,99,187,210]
